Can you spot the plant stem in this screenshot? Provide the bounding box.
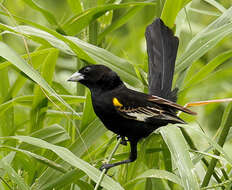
[94,137,121,190]
[201,103,232,187]
[0,176,13,190]
[180,128,222,183]
[201,178,232,189]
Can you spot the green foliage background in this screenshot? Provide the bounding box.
[0,0,232,189]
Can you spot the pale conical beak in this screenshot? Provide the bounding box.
[67,72,84,82]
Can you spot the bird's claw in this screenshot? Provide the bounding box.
[100,164,113,171]
[120,139,128,145]
[117,135,128,146]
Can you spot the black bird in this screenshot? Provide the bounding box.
[68,18,196,170]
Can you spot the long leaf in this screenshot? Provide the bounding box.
[125,169,182,187]
[0,42,81,118]
[161,0,192,28]
[0,156,30,190]
[202,102,232,187]
[1,136,124,190]
[160,126,200,190]
[32,118,106,190]
[203,0,226,13]
[30,48,58,131]
[178,125,232,165]
[98,6,143,43]
[176,7,232,74]
[0,67,14,136]
[62,2,155,35]
[67,0,83,14]
[0,145,67,173]
[182,50,232,90]
[67,35,142,88]
[0,18,95,64]
[22,0,58,25]
[0,94,85,116]
[1,24,142,88]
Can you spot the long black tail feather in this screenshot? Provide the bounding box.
[145,18,179,102]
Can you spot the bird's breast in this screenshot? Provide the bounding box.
[91,92,155,140]
[91,93,116,118]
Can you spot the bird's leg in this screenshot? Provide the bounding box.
[100,140,138,171]
[117,135,128,146]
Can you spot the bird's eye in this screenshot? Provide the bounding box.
[84,67,91,73]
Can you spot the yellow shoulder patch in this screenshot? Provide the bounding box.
[113,97,123,107]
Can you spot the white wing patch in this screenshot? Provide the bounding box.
[117,106,161,122]
[126,112,151,121]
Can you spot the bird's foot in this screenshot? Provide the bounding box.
[100,163,115,171]
[117,135,128,146]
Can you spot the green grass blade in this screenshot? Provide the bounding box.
[30,124,70,145]
[160,126,200,190]
[67,0,83,14]
[161,0,192,28]
[182,50,232,90]
[0,145,67,173]
[0,95,85,116]
[80,91,96,131]
[203,0,226,13]
[1,136,124,190]
[0,12,143,86]
[176,7,232,74]
[0,48,61,70]
[189,8,221,16]
[125,169,182,187]
[32,118,106,190]
[202,102,232,187]
[67,35,142,88]
[47,110,82,120]
[0,21,95,64]
[30,48,58,132]
[0,67,14,136]
[98,6,143,43]
[22,0,58,26]
[38,170,84,190]
[62,2,155,35]
[1,24,142,88]
[0,42,80,118]
[0,156,30,190]
[68,35,142,88]
[179,125,232,165]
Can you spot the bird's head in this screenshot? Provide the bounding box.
[67,65,123,91]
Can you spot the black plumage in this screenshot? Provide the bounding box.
[146,18,179,102]
[67,18,196,170]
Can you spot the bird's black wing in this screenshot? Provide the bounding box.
[114,102,185,124]
[111,91,195,124]
[145,18,179,102]
[147,95,196,115]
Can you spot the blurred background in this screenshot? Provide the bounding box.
[0,0,232,189]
